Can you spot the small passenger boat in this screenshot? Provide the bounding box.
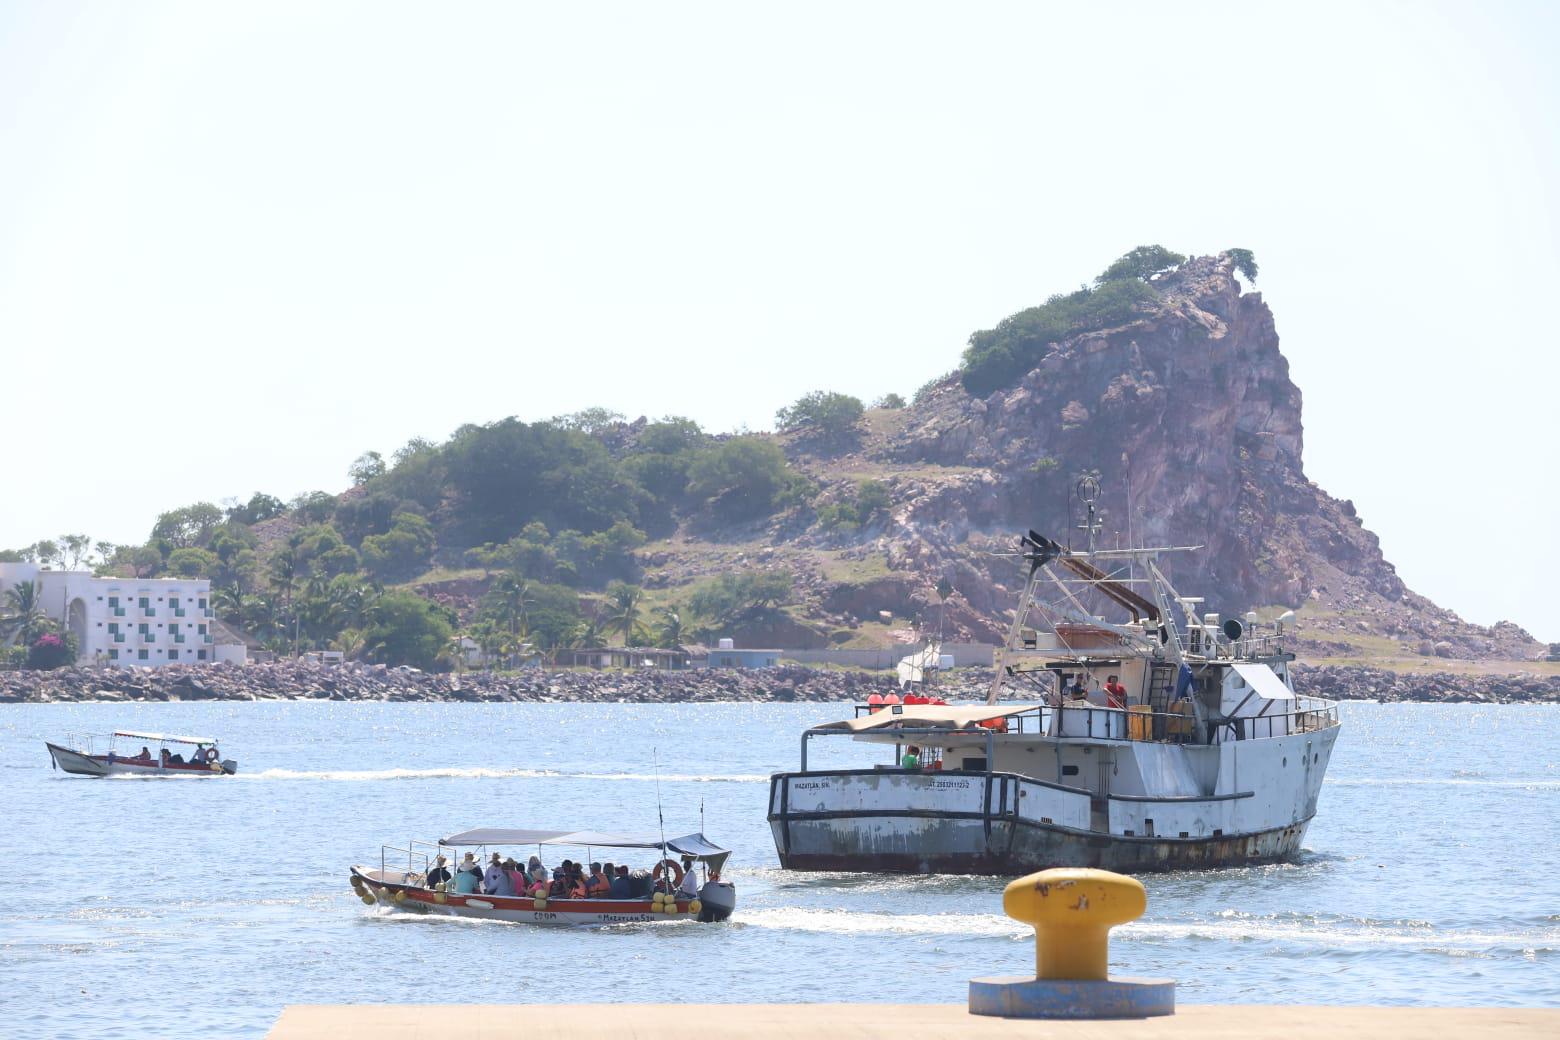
[351,826,737,926]
[45,730,238,776]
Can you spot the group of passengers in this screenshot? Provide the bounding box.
[425,852,702,901]
[1059,673,1129,709]
[114,744,218,766]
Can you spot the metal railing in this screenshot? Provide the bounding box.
[849,698,1338,746]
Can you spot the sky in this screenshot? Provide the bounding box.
[1,1,1557,641]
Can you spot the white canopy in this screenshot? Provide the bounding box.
[1232,662,1295,701]
[437,829,729,861]
[817,703,1043,733]
[114,730,216,745]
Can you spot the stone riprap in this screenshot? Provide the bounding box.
[0,661,1556,705]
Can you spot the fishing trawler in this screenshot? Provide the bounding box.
[769,494,1341,874]
[351,827,737,926]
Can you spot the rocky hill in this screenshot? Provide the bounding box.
[665,252,1545,663]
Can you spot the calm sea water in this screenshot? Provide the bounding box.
[1,700,1557,1037]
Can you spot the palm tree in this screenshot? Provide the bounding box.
[333,628,366,661]
[0,580,45,646]
[490,572,535,643]
[656,606,685,648]
[605,583,644,646]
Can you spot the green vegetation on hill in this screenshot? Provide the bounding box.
[959,245,1181,397]
[1,410,826,668]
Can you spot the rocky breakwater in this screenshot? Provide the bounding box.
[3,661,1557,705]
[0,662,992,705]
[1292,664,1560,705]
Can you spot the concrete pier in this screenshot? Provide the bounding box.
[268,1004,1560,1039]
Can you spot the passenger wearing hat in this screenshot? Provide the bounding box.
[425,854,451,889]
[483,853,513,896]
[453,853,482,894]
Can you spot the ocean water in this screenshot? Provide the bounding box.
[1,700,1556,1037]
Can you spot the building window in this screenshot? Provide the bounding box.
[137,649,148,661]
[197,650,207,661]
[198,624,207,635]
[168,649,178,661]
[108,649,118,660]
[198,597,208,610]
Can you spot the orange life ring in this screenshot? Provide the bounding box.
[203,747,219,763]
[651,858,685,887]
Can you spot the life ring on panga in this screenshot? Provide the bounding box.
[651,858,685,888]
[203,747,219,763]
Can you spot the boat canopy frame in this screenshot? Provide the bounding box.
[112,730,218,746]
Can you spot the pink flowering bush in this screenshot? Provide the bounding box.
[27,632,74,670]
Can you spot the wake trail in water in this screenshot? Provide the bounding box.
[237,766,766,783]
[735,908,1560,953]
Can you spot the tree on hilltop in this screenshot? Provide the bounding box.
[1096,245,1186,284]
[1226,248,1259,281]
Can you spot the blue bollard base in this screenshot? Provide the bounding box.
[968,975,1176,1019]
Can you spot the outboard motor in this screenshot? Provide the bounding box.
[696,880,736,923]
[220,759,239,775]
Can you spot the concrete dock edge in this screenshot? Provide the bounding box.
[267,1003,1560,1039]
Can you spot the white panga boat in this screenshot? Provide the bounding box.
[351,827,737,926]
[769,520,1342,874]
[45,730,238,776]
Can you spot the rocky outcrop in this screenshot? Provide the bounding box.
[3,661,1556,705]
[782,253,1544,660]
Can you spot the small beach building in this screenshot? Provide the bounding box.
[706,639,781,669]
[562,646,691,669]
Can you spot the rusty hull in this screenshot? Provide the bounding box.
[771,813,1311,875]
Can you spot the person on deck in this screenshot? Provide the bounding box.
[1067,675,1089,700]
[426,855,451,890]
[548,869,570,898]
[587,862,610,896]
[505,858,527,894]
[483,854,513,896]
[453,856,481,894]
[609,865,632,899]
[1104,675,1128,709]
[676,857,700,899]
[901,745,921,769]
[136,746,152,761]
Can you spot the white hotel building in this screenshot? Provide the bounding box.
[0,562,245,666]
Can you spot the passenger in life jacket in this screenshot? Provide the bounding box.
[1104,674,1128,709]
[587,862,611,896]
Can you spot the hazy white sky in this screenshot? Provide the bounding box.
[2,1,1557,640]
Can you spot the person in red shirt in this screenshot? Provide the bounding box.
[1104,674,1128,709]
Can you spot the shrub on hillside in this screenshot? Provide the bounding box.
[775,391,865,446]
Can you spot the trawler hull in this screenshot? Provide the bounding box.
[770,812,1311,874]
[770,721,1336,875]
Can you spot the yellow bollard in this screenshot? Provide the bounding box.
[1003,868,1146,981]
[969,867,1173,1019]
